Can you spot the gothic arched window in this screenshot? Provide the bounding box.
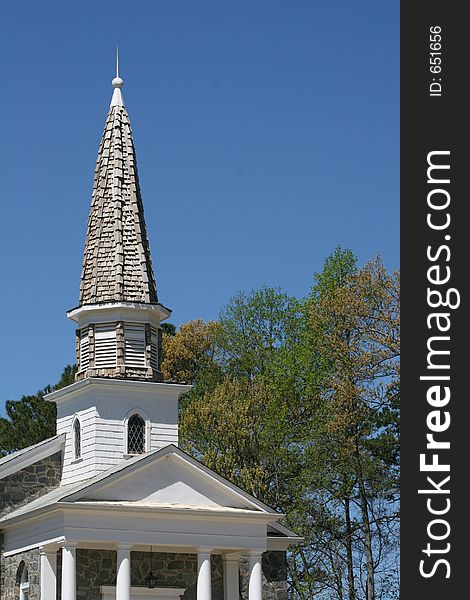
[73,418,81,460]
[17,563,29,600]
[127,413,146,454]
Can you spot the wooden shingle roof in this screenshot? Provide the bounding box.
[79,78,158,306]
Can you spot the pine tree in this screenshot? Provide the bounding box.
[0,365,77,456]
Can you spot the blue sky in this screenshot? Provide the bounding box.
[0,1,398,406]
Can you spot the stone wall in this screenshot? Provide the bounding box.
[131,551,223,600]
[71,550,223,600]
[75,549,116,600]
[0,451,63,518]
[238,553,288,600]
[0,548,40,600]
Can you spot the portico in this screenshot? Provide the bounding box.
[1,444,297,600]
[42,543,257,600]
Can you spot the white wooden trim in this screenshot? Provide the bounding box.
[67,302,171,324]
[0,436,65,480]
[3,536,66,558]
[46,378,191,404]
[101,586,185,600]
[267,536,301,550]
[40,546,57,600]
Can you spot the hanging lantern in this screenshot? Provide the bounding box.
[145,545,158,589]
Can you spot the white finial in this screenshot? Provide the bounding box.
[111,46,124,107]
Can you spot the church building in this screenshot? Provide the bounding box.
[0,64,299,600]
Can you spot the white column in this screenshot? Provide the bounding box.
[248,552,263,600]
[40,547,57,600]
[61,544,76,600]
[116,545,132,600]
[222,554,240,600]
[197,550,212,600]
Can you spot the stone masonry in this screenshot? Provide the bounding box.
[0,548,40,600]
[0,453,62,599]
[131,552,223,600]
[240,552,288,600]
[0,451,62,518]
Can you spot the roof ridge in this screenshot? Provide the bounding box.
[0,434,64,468]
[0,435,65,481]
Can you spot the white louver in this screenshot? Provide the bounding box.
[94,323,117,368]
[80,328,89,371]
[124,323,146,368]
[150,326,158,371]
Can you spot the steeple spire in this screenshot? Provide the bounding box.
[79,60,157,306]
[111,46,124,107]
[68,62,170,383]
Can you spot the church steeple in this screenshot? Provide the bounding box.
[68,62,170,383]
[79,61,158,306]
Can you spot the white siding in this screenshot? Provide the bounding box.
[59,405,98,485]
[94,417,126,468]
[55,380,182,485]
[150,422,178,449]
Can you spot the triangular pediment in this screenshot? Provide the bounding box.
[63,446,273,513]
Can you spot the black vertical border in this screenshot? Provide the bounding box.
[401,3,468,597]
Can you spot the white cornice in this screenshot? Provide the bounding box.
[59,501,282,522]
[267,535,302,551]
[67,302,171,324]
[0,499,280,531]
[3,536,66,558]
[45,378,191,404]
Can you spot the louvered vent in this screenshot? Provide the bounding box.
[124,323,146,368]
[150,326,159,371]
[80,328,89,371]
[95,323,117,368]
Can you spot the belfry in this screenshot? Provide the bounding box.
[0,59,299,600]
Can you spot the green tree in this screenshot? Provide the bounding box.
[180,376,275,500]
[175,251,399,600]
[161,322,176,336]
[217,286,301,380]
[304,255,400,600]
[161,319,221,391]
[0,364,77,456]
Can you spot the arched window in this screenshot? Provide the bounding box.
[17,563,29,600]
[127,413,146,454]
[73,418,81,460]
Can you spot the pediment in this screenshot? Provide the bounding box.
[64,446,271,513]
